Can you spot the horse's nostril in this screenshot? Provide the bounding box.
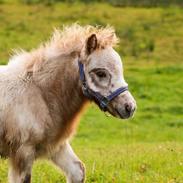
[125,103,132,113]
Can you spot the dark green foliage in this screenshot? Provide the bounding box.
[108,0,183,7]
[20,0,183,6]
[21,0,55,5]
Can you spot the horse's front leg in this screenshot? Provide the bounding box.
[51,142,85,183]
[8,145,35,183]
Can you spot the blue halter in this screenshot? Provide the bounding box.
[78,61,128,111]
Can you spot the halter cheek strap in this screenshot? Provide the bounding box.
[78,61,128,111]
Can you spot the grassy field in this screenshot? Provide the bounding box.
[0,1,183,183]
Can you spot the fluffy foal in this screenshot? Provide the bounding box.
[0,24,136,183]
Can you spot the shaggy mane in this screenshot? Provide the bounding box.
[8,24,119,72]
[48,23,119,54]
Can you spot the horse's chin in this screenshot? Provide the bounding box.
[106,107,134,120]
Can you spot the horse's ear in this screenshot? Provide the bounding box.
[86,34,97,55]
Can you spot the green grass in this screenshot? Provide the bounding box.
[0,2,183,183]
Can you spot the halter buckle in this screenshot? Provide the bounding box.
[100,97,109,111]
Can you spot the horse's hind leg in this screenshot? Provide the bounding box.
[51,142,85,183]
[8,145,35,183]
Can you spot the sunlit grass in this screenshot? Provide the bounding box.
[0,1,183,182]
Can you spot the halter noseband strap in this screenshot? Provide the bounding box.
[78,61,128,111]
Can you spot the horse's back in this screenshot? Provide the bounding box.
[0,65,7,72]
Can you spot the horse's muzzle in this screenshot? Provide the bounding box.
[107,91,137,119]
[116,102,136,119]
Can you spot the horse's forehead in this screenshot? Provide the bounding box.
[88,47,122,70]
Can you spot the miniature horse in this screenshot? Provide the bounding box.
[0,24,136,183]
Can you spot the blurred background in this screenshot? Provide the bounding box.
[0,0,183,182]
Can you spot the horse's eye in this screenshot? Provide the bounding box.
[96,71,106,78]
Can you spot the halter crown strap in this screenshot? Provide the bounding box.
[78,61,128,111]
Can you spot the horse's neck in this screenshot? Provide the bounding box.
[35,54,87,126]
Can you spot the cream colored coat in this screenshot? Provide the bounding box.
[0,24,136,183]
